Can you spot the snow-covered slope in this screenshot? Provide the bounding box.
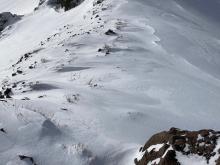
[0,0,39,15]
[0,0,220,164]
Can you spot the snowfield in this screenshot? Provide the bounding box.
[0,0,39,15]
[0,0,220,164]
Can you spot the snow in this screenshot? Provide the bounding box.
[209,139,220,164]
[147,143,164,152]
[145,158,161,165]
[0,0,220,164]
[177,139,220,165]
[0,0,39,15]
[177,153,208,165]
[197,134,203,141]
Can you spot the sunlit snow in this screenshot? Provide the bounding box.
[0,0,220,164]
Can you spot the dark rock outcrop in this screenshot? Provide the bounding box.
[0,12,20,33]
[19,155,37,165]
[0,88,12,98]
[135,128,220,165]
[93,0,104,6]
[46,0,84,11]
[105,29,117,36]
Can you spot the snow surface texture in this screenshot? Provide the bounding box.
[0,0,39,15]
[0,0,220,164]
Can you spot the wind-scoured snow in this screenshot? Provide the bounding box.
[0,0,220,164]
[0,0,39,15]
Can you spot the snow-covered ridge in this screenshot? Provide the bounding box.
[0,0,220,164]
[0,0,40,15]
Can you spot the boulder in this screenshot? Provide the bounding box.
[135,128,220,165]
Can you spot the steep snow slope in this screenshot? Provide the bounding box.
[0,0,39,15]
[0,0,220,164]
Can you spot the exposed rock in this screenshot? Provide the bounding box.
[0,88,13,98]
[135,128,220,165]
[0,12,20,33]
[21,97,30,100]
[0,128,6,133]
[98,44,111,55]
[105,29,117,36]
[12,48,42,67]
[93,0,104,6]
[17,70,23,74]
[18,155,37,165]
[46,0,84,11]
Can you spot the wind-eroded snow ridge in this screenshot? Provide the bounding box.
[0,0,220,164]
[0,0,137,164]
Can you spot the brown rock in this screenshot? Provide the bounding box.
[135,128,220,165]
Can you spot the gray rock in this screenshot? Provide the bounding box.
[0,12,20,33]
[46,0,84,11]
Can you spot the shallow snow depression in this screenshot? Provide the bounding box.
[0,0,220,164]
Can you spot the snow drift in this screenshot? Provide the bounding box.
[0,0,220,164]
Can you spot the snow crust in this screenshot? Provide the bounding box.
[0,0,220,164]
